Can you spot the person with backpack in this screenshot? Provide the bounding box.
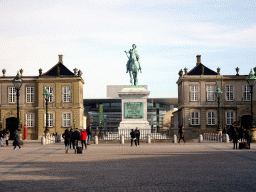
[73,128,81,152]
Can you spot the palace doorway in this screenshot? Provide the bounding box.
[6,117,17,140]
[240,115,251,130]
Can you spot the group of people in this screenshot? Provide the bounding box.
[0,128,10,147]
[223,124,252,149]
[130,127,140,147]
[62,126,91,153]
[0,128,21,150]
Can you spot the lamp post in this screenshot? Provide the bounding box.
[247,69,256,129]
[43,89,52,136]
[12,71,23,132]
[215,87,223,134]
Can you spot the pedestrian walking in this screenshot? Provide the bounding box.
[130,129,137,147]
[233,129,238,149]
[86,126,91,145]
[0,128,4,147]
[62,128,71,153]
[135,127,140,145]
[178,126,185,143]
[13,129,21,150]
[245,130,252,149]
[80,128,87,150]
[73,128,81,152]
[5,129,9,146]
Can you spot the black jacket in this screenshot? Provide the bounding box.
[130,131,136,139]
[62,129,71,144]
[86,127,91,135]
[73,130,81,140]
[135,130,140,138]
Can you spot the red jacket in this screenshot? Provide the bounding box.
[80,129,87,140]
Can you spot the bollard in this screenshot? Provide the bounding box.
[146,135,151,144]
[199,134,203,143]
[173,134,177,143]
[94,136,98,144]
[120,135,124,144]
[225,134,229,143]
[41,136,46,145]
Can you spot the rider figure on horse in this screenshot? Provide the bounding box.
[125,44,142,86]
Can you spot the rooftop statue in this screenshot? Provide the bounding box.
[125,44,142,86]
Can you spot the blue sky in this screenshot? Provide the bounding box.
[1,0,256,98]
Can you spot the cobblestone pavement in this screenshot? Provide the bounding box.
[0,141,256,192]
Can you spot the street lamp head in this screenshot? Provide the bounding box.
[12,71,23,90]
[43,89,52,100]
[247,69,256,87]
[215,87,223,98]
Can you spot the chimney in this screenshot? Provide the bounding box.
[196,55,201,65]
[58,55,63,63]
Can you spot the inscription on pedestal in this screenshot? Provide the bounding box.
[124,102,143,118]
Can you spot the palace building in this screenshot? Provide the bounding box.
[0,55,84,140]
[174,55,255,138]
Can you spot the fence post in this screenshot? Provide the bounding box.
[120,135,124,144]
[41,136,45,145]
[225,134,229,143]
[199,134,203,143]
[173,134,177,143]
[94,136,98,144]
[146,134,151,144]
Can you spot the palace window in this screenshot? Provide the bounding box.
[8,87,16,103]
[207,111,216,125]
[207,86,215,101]
[190,85,198,101]
[226,111,235,125]
[45,113,54,127]
[62,86,71,102]
[45,87,54,103]
[243,85,251,101]
[226,85,234,101]
[26,87,34,103]
[26,113,35,127]
[62,113,71,127]
[191,111,199,125]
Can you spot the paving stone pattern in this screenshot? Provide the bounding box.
[0,141,256,192]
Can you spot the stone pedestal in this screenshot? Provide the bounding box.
[199,134,203,143]
[118,86,151,138]
[173,135,177,143]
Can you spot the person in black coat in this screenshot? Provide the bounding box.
[130,129,137,147]
[86,126,92,145]
[233,130,238,149]
[135,127,140,145]
[73,128,81,151]
[62,129,71,153]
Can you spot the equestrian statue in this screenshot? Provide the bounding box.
[125,44,142,86]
